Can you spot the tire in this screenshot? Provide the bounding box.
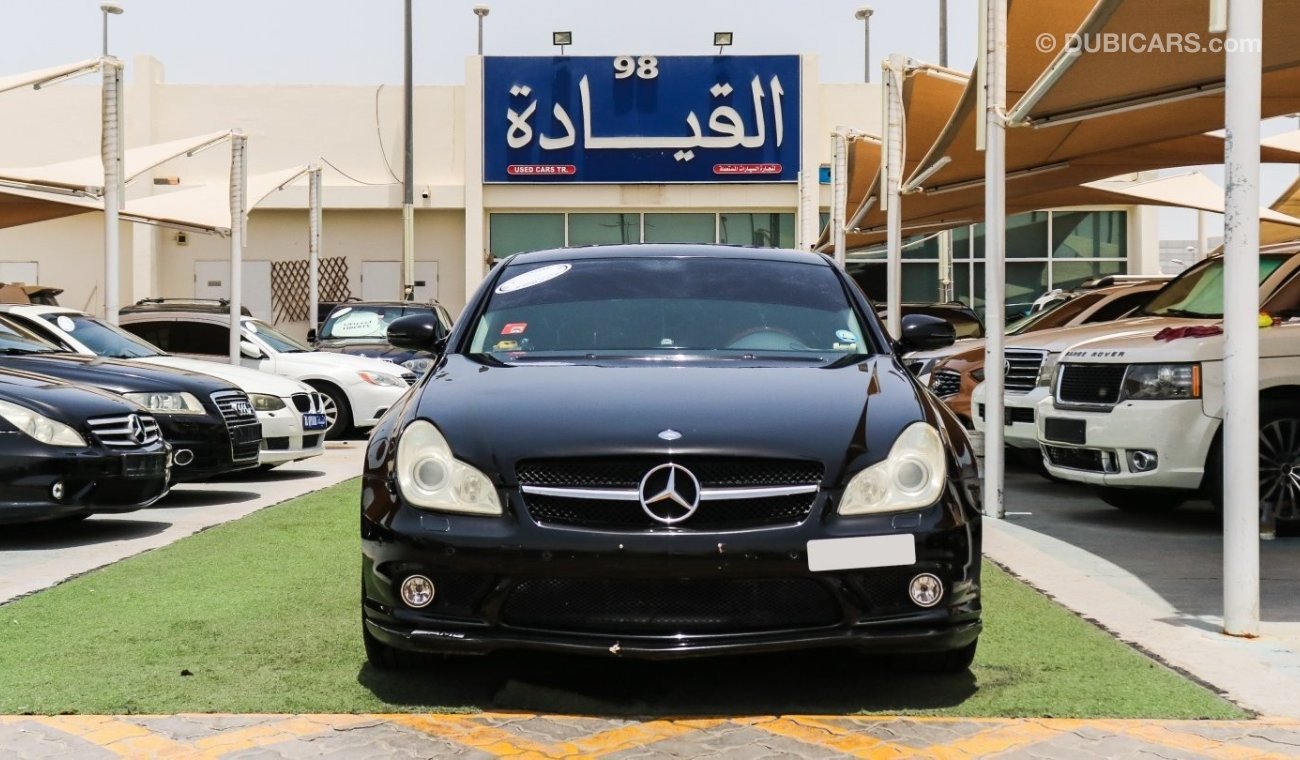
[904,641,977,674]
[309,383,352,441]
[1206,399,1300,528]
[1095,487,1186,513]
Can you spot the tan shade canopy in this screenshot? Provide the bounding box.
[1263,177,1300,245]
[0,59,102,97]
[120,165,313,235]
[0,131,233,195]
[0,193,88,228]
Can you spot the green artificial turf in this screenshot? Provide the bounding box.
[0,480,1243,718]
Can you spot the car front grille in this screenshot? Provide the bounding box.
[500,578,841,634]
[515,456,824,531]
[931,369,962,398]
[211,390,262,463]
[1057,364,1128,406]
[402,373,417,386]
[976,404,1036,424]
[290,392,326,413]
[1043,445,1118,473]
[1004,349,1046,394]
[87,414,162,448]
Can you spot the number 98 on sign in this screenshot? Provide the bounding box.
[613,56,659,80]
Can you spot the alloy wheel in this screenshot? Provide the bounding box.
[1259,417,1300,522]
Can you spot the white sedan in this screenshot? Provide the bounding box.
[117,310,414,439]
[1,305,328,468]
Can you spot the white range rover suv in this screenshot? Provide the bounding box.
[972,247,1300,467]
[1036,243,1300,532]
[118,309,415,439]
[0,304,327,468]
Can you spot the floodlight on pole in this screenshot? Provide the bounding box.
[713,32,733,55]
[553,31,572,56]
[854,7,873,83]
[473,5,489,56]
[100,3,123,57]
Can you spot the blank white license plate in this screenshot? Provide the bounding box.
[806,534,916,572]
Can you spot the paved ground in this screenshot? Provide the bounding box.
[0,442,364,605]
[4,713,1300,758]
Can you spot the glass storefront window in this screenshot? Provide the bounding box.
[719,213,795,248]
[568,213,640,246]
[489,213,564,258]
[1053,260,1126,291]
[644,213,716,244]
[902,263,940,302]
[902,233,941,260]
[1052,210,1127,258]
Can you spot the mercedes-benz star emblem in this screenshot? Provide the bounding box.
[638,463,701,525]
[657,429,682,441]
[127,414,148,444]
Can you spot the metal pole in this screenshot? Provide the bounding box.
[831,132,849,268]
[474,6,490,56]
[228,132,247,366]
[1197,210,1209,262]
[402,0,416,301]
[1222,0,1263,637]
[939,0,949,68]
[883,55,905,339]
[938,230,954,301]
[855,7,873,84]
[981,0,1007,520]
[308,166,322,337]
[101,58,123,324]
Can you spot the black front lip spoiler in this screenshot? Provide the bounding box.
[364,617,982,660]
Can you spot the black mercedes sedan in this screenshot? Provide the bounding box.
[0,314,261,482]
[0,367,171,524]
[311,301,453,376]
[361,245,981,671]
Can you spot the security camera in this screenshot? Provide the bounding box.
[420,190,430,199]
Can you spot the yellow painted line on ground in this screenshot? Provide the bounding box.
[1118,722,1297,760]
[555,718,725,757]
[390,713,559,756]
[918,720,1080,759]
[755,716,919,758]
[30,715,194,758]
[389,714,723,759]
[189,715,376,757]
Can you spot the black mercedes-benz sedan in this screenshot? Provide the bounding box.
[361,245,981,671]
[0,367,171,524]
[0,314,261,483]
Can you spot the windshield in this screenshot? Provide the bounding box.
[246,320,309,353]
[469,257,872,361]
[1007,292,1104,335]
[40,313,163,358]
[321,305,420,339]
[1140,255,1287,318]
[0,314,61,354]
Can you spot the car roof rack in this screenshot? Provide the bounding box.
[120,297,252,316]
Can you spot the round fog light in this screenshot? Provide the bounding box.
[908,573,944,607]
[51,481,65,500]
[399,575,435,608]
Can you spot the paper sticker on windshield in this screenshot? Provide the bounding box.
[501,322,528,335]
[331,312,385,338]
[56,316,76,332]
[495,264,571,294]
[835,330,857,343]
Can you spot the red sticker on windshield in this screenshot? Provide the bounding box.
[502,322,528,335]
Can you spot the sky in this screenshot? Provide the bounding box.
[1,0,1296,240]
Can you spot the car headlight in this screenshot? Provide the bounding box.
[0,399,86,447]
[123,391,205,415]
[401,358,433,375]
[838,422,947,515]
[396,420,502,516]
[1036,352,1061,387]
[249,393,287,412]
[357,371,406,388]
[1121,363,1201,400]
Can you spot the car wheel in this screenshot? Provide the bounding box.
[1095,487,1186,513]
[310,383,352,440]
[1207,400,1300,529]
[904,640,977,674]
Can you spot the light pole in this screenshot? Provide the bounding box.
[854,7,873,84]
[401,0,415,301]
[100,2,123,57]
[938,0,948,67]
[473,5,489,56]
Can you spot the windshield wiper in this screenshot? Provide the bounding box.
[1155,308,1219,318]
[0,347,52,355]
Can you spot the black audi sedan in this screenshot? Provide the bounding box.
[0,367,171,524]
[361,245,981,671]
[0,314,261,482]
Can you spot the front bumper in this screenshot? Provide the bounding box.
[971,385,1046,449]
[1035,396,1217,490]
[362,486,982,660]
[256,407,326,465]
[0,440,171,525]
[159,413,261,482]
[347,382,411,429]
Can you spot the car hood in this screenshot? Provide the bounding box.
[0,367,144,422]
[275,350,414,376]
[0,353,237,396]
[135,356,312,396]
[413,354,927,484]
[315,340,429,364]
[904,338,982,363]
[1002,316,1199,354]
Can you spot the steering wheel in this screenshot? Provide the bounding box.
[724,327,811,351]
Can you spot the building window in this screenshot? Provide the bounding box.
[719,213,795,248]
[644,213,715,244]
[569,213,640,246]
[489,213,564,258]
[1052,210,1127,258]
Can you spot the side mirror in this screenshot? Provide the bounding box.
[306,327,318,344]
[388,313,447,353]
[899,314,956,353]
[239,340,264,360]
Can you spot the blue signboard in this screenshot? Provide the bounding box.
[484,55,800,183]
